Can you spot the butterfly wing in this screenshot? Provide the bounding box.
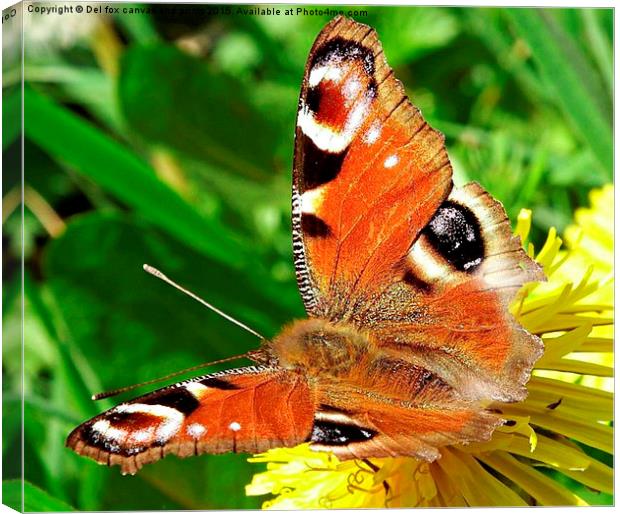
[292,16,452,318]
[66,367,316,474]
[293,17,543,404]
[307,362,503,461]
[364,183,544,402]
[310,393,501,462]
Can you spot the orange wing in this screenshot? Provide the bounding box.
[66,367,316,474]
[362,183,544,402]
[309,389,501,462]
[292,16,452,318]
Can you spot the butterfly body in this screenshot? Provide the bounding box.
[266,318,370,375]
[67,16,544,475]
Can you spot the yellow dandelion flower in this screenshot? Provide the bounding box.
[246,186,613,508]
[527,185,613,393]
[564,184,613,277]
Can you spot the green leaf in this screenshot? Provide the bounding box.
[118,43,280,180]
[114,5,160,44]
[22,64,118,130]
[23,86,247,267]
[3,480,75,512]
[505,9,612,176]
[371,7,459,65]
[581,9,613,92]
[463,9,550,103]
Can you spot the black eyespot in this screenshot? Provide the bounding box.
[311,37,375,76]
[81,424,102,446]
[301,136,348,189]
[305,85,323,114]
[81,423,141,456]
[199,377,240,390]
[143,388,200,415]
[302,213,332,238]
[423,201,484,272]
[318,404,353,415]
[307,38,378,104]
[403,269,432,293]
[108,411,133,423]
[309,420,375,446]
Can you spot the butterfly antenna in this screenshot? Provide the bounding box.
[91,354,251,401]
[142,264,266,341]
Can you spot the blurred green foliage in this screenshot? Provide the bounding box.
[3,4,612,510]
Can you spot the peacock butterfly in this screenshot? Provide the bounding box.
[66,16,544,475]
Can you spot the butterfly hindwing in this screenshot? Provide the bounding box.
[66,367,316,474]
[309,388,501,462]
[365,183,544,401]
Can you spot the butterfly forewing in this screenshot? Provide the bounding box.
[292,16,453,318]
[67,367,316,474]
